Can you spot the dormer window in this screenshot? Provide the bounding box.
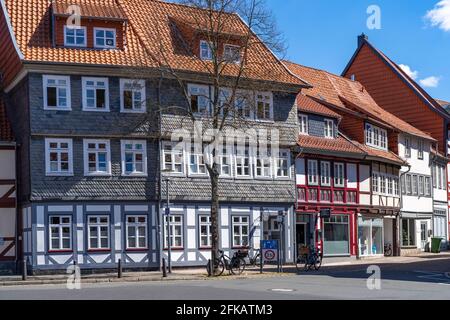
[64,26,86,47]
[366,123,387,150]
[200,40,213,60]
[223,44,241,63]
[94,28,117,49]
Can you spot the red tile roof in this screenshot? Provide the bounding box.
[350,140,406,165]
[53,0,127,21]
[0,98,14,142]
[298,134,364,157]
[296,94,341,119]
[284,60,435,141]
[2,0,306,88]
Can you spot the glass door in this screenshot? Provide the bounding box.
[420,222,427,250]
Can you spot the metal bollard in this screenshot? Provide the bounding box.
[118,259,123,278]
[162,258,167,278]
[22,259,27,281]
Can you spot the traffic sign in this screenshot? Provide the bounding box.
[261,240,279,263]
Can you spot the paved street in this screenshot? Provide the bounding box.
[0,256,449,300]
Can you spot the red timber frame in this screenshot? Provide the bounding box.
[296,156,360,256]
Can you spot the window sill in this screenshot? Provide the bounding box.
[125,248,149,252]
[199,247,212,250]
[82,108,111,112]
[121,173,148,178]
[48,250,73,254]
[120,109,146,114]
[84,173,112,177]
[87,249,111,253]
[163,247,184,251]
[46,173,74,177]
[44,107,72,111]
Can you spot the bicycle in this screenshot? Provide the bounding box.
[384,243,393,257]
[296,246,322,272]
[247,248,262,267]
[206,250,246,276]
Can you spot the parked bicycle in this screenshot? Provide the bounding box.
[247,248,261,267]
[206,250,246,276]
[296,245,322,272]
[384,243,393,257]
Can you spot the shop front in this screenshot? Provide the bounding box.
[358,216,384,256]
[321,212,357,257]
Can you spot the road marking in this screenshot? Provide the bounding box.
[270,288,295,292]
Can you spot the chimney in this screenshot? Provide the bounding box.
[358,33,368,48]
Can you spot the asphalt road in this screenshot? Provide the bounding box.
[1,257,449,300]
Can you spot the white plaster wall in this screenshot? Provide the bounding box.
[0,150,15,179]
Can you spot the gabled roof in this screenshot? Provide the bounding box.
[1,0,307,89]
[0,98,14,142]
[342,35,450,121]
[296,94,341,119]
[284,60,435,141]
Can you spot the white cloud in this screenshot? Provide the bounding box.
[399,64,419,80]
[425,0,450,31]
[419,76,441,88]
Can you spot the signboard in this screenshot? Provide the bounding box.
[261,240,278,263]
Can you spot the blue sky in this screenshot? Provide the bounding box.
[267,0,450,101]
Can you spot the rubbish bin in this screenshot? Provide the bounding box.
[431,238,443,253]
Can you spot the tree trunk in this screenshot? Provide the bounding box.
[210,163,220,275]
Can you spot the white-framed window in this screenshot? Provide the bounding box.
[87,216,110,250]
[83,140,111,176]
[405,136,411,158]
[49,216,72,251]
[200,40,213,60]
[120,79,146,113]
[255,92,273,121]
[406,175,412,195]
[94,27,116,49]
[188,83,210,115]
[121,140,147,176]
[218,144,233,178]
[299,114,308,135]
[126,216,147,249]
[232,216,249,247]
[324,119,334,138]
[162,141,185,175]
[394,178,399,196]
[164,215,184,249]
[189,144,208,176]
[366,123,387,150]
[417,139,424,160]
[275,150,290,178]
[334,163,345,187]
[419,176,425,195]
[199,215,212,248]
[235,90,253,119]
[82,77,109,111]
[255,149,272,179]
[380,176,386,194]
[45,138,73,176]
[320,161,331,186]
[235,144,251,178]
[64,26,86,47]
[43,75,71,110]
[425,177,431,196]
[412,175,418,195]
[372,173,379,193]
[223,44,241,63]
[387,177,393,195]
[307,160,318,186]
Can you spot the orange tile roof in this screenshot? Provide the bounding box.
[53,0,127,21]
[350,140,406,165]
[3,0,306,88]
[298,134,364,157]
[284,60,435,141]
[296,94,341,119]
[0,98,14,142]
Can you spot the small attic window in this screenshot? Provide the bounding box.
[64,26,87,47]
[94,28,117,49]
[200,40,213,60]
[350,74,356,81]
[223,44,241,63]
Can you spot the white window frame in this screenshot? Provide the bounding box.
[320,161,331,186]
[188,83,211,115]
[235,144,252,178]
[83,139,111,176]
[199,215,212,248]
[299,114,309,135]
[162,141,185,176]
[255,92,273,121]
[121,140,148,177]
[417,139,424,160]
[82,77,110,111]
[43,75,71,110]
[199,40,213,60]
[126,215,148,250]
[87,216,110,250]
[120,79,146,113]
[255,149,272,179]
[334,163,345,187]
[324,119,334,139]
[275,150,291,179]
[45,138,73,176]
[232,216,249,248]
[164,215,184,249]
[188,144,208,177]
[63,25,86,47]
[307,160,319,186]
[49,216,72,251]
[223,44,241,63]
[94,27,117,49]
[235,90,253,119]
[406,175,412,195]
[425,177,431,196]
[405,136,411,158]
[218,144,233,178]
[366,123,388,150]
[418,176,425,196]
[412,175,418,195]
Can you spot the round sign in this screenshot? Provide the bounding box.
[264,249,276,261]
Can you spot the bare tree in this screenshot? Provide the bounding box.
[122,0,286,275]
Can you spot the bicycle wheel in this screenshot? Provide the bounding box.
[230,258,246,275]
[206,259,225,276]
[296,254,307,272]
[253,252,261,267]
[314,254,322,271]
